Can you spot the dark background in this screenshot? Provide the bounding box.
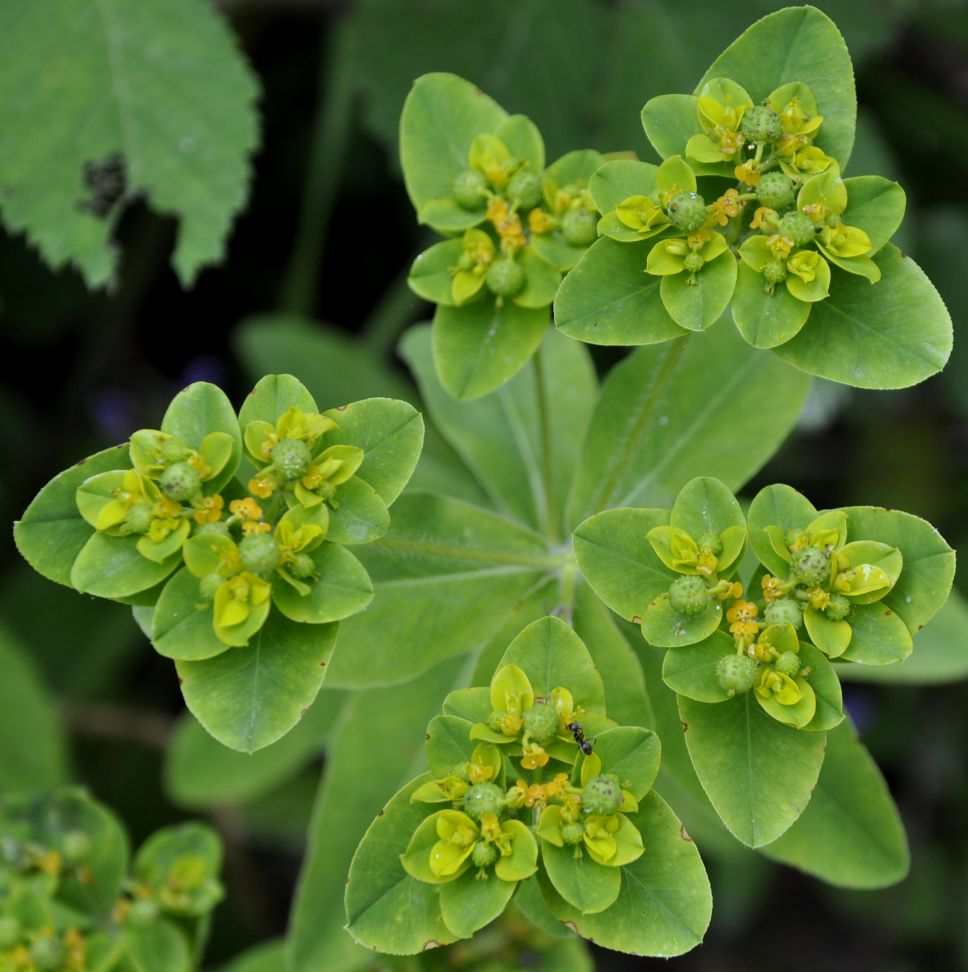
[2,1,967,969]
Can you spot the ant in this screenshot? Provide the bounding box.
[568,721,593,755]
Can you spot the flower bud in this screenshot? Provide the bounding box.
[791,545,830,587]
[774,651,801,678]
[159,462,201,501]
[472,841,499,868]
[562,820,584,845]
[824,593,851,622]
[778,212,817,248]
[717,653,759,695]
[272,437,313,481]
[668,575,711,618]
[666,191,707,232]
[124,503,153,534]
[582,774,623,816]
[763,260,788,286]
[740,105,782,143]
[756,171,795,211]
[507,170,543,210]
[453,169,488,210]
[764,598,802,628]
[522,700,559,747]
[462,782,505,822]
[485,258,525,298]
[561,208,598,246]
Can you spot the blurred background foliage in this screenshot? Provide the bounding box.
[2,0,968,969]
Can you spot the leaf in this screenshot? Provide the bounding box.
[0,0,259,287]
[238,374,317,431]
[399,72,506,225]
[176,613,338,753]
[842,176,906,253]
[344,774,460,954]
[70,532,181,599]
[696,6,856,168]
[325,478,390,546]
[573,508,671,624]
[164,688,344,808]
[773,246,952,389]
[659,251,737,332]
[566,323,811,527]
[151,569,228,661]
[678,693,827,847]
[800,642,844,732]
[434,298,549,400]
[731,263,812,349]
[762,720,908,888]
[0,623,68,792]
[409,240,465,305]
[271,543,373,624]
[326,492,556,688]
[839,602,912,666]
[641,595,723,649]
[121,923,191,972]
[662,631,734,704]
[588,160,659,214]
[323,398,425,506]
[14,444,130,588]
[839,591,968,685]
[542,791,712,957]
[403,323,596,537]
[641,95,725,176]
[554,238,686,346]
[439,870,517,937]
[541,840,621,915]
[290,657,465,972]
[585,726,661,799]
[214,940,287,972]
[747,484,817,577]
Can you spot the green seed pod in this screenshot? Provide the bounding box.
[764,598,803,629]
[129,898,160,926]
[522,700,560,747]
[272,437,313,481]
[763,260,788,286]
[159,461,201,501]
[462,782,505,822]
[824,593,851,622]
[774,651,801,678]
[756,171,795,210]
[791,545,830,587]
[290,552,316,579]
[698,532,723,556]
[562,820,584,845]
[485,258,525,298]
[683,251,705,273]
[196,520,230,539]
[123,503,153,534]
[507,170,543,209]
[668,575,711,618]
[239,533,281,574]
[453,169,488,210]
[582,774,623,816]
[486,709,504,733]
[199,573,224,600]
[666,191,707,232]
[716,653,759,695]
[740,105,783,143]
[160,437,192,465]
[778,211,817,248]
[471,841,499,868]
[61,829,92,864]
[30,936,66,972]
[561,208,598,246]
[0,915,20,949]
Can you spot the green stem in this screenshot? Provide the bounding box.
[361,265,422,356]
[533,342,559,544]
[279,18,355,315]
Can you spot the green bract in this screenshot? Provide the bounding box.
[345,617,711,957]
[14,375,424,752]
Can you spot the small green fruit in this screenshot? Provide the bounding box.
[698,532,723,556]
[160,437,192,464]
[561,208,598,246]
[453,169,488,210]
[159,462,201,501]
[778,211,817,248]
[764,598,803,628]
[774,651,801,678]
[30,936,65,972]
[716,653,759,695]
[763,260,788,286]
[199,573,223,600]
[129,898,160,926]
[756,171,795,210]
[196,520,230,539]
[561,821,584,845]
[582,774,623,816]
[824,594,851,622]
[668,575,711,618]
[522,701,559,747]
[290,552,316,580]
[666,191,707,232]
[123,503,153,534]
[485,258,525,298]
[463,783,505,822]
[272,437,313,481]
[239,533,280,574]
[507,170,543,209]
[683,251,705,274]
[791,545,830,587]
[61,829,92,863]
[472,841,499,868]
[740,105,783,143]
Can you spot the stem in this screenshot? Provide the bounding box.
[533,342,559,544]
[361,265,421,357]
[556,560,578,625]
[278,17,354,315]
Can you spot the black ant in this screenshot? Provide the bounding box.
[568,721,593,755]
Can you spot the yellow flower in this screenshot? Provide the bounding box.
[487,197,526,252]
[806,587,831,610]
[193,494,224,525]
[727,600,759,640]
[734,161,761,186]
[708,189,743,227]
[761,574,784,603]
[750,206,779,232]
[248,473,278,500]
[528,208,555,234]
[521,742,549,770]
[767,233,795,260]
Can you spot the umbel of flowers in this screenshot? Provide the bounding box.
[345,618,712,956]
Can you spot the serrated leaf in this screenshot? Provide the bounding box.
[0,0,259,288]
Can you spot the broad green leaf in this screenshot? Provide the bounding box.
[671,476,745,541]
[840,505,956,635]
[497,113,545,172]
[582,726,661,799]
[0,623,68,792]
[290,657,466,972]
[641,594,723,649]
[641,95,725,177]
[541,840,621,915]
[121,923,191,972]
[588,160,660,214]
[326,493,556,688]
[573,508,671,624]
[325,478,390,546]
[567,323,811,527]
[517,246,563,309]
[215,940,287,972]
[572,582,652,729]
[176,613,338,752]
[731,263,812,349]
[679,693,826,847]
[762,721,908,888]
[439,869,517,938]
[14,444,130,587]
[800,641,844,731]
[554,238,686,346]
[842,176,906,253]
[403,323,596,537]
[271,543,373,624]
[161,381,241,466]
[659,251,737,332]
[399,72,506,225]
[238,374,317,432]
[839,592,968,685]
[497,616,605,713]
[151,568,229,661]
[696,6,856,168]
[409,240,464,305]
[344,774,460,954]
[424,715,477,776]
[0,0,259,287]
[164,688,344,808]
[747,484,817,577]
[70,532,181,599]
[542,791,712,957]
[774,245,952,388]
[839,602,913,665]
[662,631,734,704]
[434,299,549,400]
